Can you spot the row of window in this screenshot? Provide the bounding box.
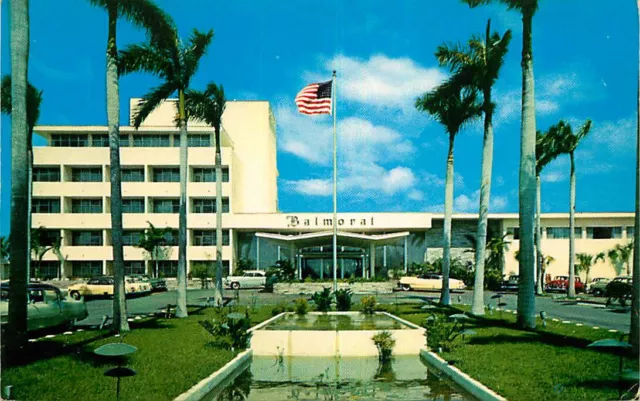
[508,226,634,240]
[35,229,230,246]
[33,166,230,183]
[51,134,213,148]
[39,260,230,278]
[32,198,230,214]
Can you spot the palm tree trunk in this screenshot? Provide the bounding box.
[8,0,30,359]
[567,152,577,297]
[535,174,544,295]
[631,0,640,355]
[213,129,224,306]
[26,143,32,283]
[106,4,129,333]
[176,89,188,318]
[471,92,494,316]
[441,135,455,306]
[517,8,537,329]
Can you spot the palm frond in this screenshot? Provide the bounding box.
[1,75,11,115]
[132,82,176,128]
[117,0,176,48]
[463,0,537,14]
[2,74,43,131]
[118,42,172,78]
[182,29,214,84]
[435,42,473,72]
[416,81,481,137]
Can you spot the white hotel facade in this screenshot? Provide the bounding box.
[28,99,634,281]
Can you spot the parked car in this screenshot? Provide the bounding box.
[501,275,519,292]
[398,273,466,292]
[223,270,267,290]
[0,282,88,332]
[587,277,611,296]
[128,274,167,292]
[605,276,632,306]
[67,276,150,300]
[545,275,585,293]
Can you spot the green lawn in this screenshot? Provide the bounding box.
[1,305,274,401]
[380,303,638,401]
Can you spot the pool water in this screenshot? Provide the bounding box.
[264,313,411,331]
[207,356,474,400]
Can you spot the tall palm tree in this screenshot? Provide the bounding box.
[576,253,596,287]
[8,0,31,358]
[435,20,511,315]
[136,221,170,278]
[465,0,540,329]
[2,75,43,284]
[416,82,482,305]
[632,0,640,356]
[185,83,227,306]
[89,0,175,332]
[120,28,214,318]
[550,120,592,297]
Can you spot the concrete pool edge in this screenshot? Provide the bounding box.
[420,349,507,401]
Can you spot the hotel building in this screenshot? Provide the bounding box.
[28,99,634,281]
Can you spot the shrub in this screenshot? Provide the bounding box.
[334,288,353,311]
[294,298,309,316]
[371,331,395,363]
[200,309,252,350]
[361,296,377,315]
[271,303,287,316]
[233,258,254,276]
[422,314,463,352]
[311,287,333,312]
[190,262,210,289]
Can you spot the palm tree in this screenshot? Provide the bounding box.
[120,28,214,318]
[185,83,227,306]
[632,0,640,356]
[607,242,634,276]
[0,236,9,262]
[550,120,592,297]
[89,0,175,333]
[136,222,170,278]
[576,253,595,287]
[435,20,511,315]
[7,0,31,358]
[465,0,540,329]
[416,82,482,305]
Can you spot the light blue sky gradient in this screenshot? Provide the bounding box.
[1,1,637,236]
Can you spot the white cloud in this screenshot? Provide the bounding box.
[423,172,445,187]
[304,54,446,112]
[541,171,565,183]
[425,190,508,213]
[588,117,635,153]
[284,179,332,196]
[408,189,424,201]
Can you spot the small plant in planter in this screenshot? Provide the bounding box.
[372,331,395,363]
[361,295,377,315]
[334,288,353,311]
[311,287,333,312]
[200,309,252,350]
[294,298,309,316]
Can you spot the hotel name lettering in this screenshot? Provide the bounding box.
[286,215,375,228]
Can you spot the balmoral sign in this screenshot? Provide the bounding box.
[286,215,375,228]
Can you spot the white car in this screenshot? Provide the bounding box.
[224,270,266,290]
[398,273,466,292]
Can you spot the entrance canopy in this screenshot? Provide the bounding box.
[255,230,410,249]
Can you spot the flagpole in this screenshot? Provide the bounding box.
[332,70,338,292]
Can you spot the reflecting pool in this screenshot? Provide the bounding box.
[264,312,411,331]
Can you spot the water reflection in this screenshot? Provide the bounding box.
[266,313,408,331]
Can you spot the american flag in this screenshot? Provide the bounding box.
[295,80,332,115]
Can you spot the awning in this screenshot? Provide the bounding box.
[255,231,410,249]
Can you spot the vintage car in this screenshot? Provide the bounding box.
[501,275,519,291]
[68,276,150,300]
[545,275,585,293]
[223,270,267,290]
[398,273,466,292]
[0,282,88,332]
[127,274,167,292]
[587,277,611,296]
[604,276,633,306]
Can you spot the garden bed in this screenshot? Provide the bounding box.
[273,281,395,295]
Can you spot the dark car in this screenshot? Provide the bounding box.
[501,275,519,291]
[128,274,167,292]
[604,276,632,307]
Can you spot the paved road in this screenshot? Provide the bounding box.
[76,288,631,332]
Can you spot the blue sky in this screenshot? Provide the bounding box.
[1,1,637,235]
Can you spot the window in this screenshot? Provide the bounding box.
[192,198,229,213]
[122,230,144,246]
[162,230,179,246]
[152,198,179,213]
[71,167,103,182]
[51,134,88,147]
[192,167,229,183]
[192,230,230,246]
[507,227,520,240]
[133,134,171,147]
[120,135,130,147]
[72,261,103,278]
[33,167,61,182]
[91,134,109,147]
[124,261,146,275]
[152,168,180,182]
[122,198,145,213]
[173,134,212,147]
[158,261,178,277]
[546,227,582,239]
[71,199,103,213]
[34,229,61,246]
[586,227,623,239]
[122,167,145,182]
[32,198,61,213]
[72,231,103,246]
[30,261,60,280]
[627,226,635,238]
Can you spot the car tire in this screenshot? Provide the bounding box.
[231,282,240,290]
[70,291,81,300]
[593,289,602,297]
[401,284,411,291]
